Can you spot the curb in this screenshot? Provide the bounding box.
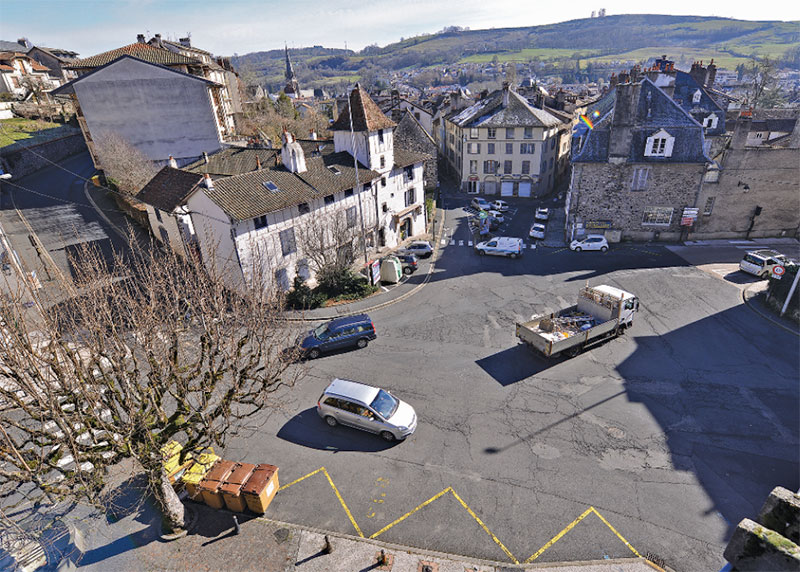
[741,282,799,337]
[282,208,448,323]
[254,514,658,570]
[83,176,128,241]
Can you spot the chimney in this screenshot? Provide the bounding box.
[137,34,145,44]
[202,173,214,189]
[609,81,642,160]
[502,82,510,107]
[706,59,717,89]
[203,151,209,164]
[179,36,191,48]
[281,129,306,173]
[255,156,261,170]
[17,38,30,49]
[154,34,162,48]
[168,155,178,168]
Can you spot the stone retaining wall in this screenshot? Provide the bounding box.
[0,133,86,178]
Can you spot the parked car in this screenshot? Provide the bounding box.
[474,236,523,258]
[298,314,376,359]
[470,197,492,211]
[570,235,609,252]
[529,223,546,240]
[535,207,550,221]
[491,199,509,212]
[739,249,788,278]
[487,210,505,223]
[394,252,418,275]
[317,378,417,442]
[401,240,433,259]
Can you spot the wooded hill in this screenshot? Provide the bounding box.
[232,14,800,91]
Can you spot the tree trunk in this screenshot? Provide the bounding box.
[154,468,185,533]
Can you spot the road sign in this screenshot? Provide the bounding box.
[773,265,785,279]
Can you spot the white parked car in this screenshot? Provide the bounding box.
[487,210,505,223]
[529,223,546,240]
[739,249,788,278]
[491,200,509,212]
[570,235,609,252]
[474,236,523,258]
[470,197,492,211]
[400,240,434,259]
[535,207,549,221]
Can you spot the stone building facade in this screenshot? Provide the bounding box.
[691,110,800,239]
[567,78,710,242]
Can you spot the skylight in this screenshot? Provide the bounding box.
[327,166,341,175]
[263,181,280,193]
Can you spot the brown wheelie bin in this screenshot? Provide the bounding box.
[197,460,235,509]
[220,463,256,513]
[241,464,279,514]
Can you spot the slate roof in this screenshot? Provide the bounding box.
[573,78,708,164]
[184,147,280,177]
[393,146,430,169]
[330,85,396,132]
[450,89,563,129]
[161,39,212,56]
[0,40,26,52]
[65,43,199,69]
[203,153,379,221]
[671,71,726,135]
[137,167,204,213]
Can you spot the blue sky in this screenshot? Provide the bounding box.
[2,0,798,58]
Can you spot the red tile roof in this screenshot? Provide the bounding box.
[65,43,199,69]
[331,84,396,132]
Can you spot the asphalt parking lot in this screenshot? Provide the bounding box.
[221,196,799,571]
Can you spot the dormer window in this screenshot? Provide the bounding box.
[692,89,702,104]
[703,113,718,130]
[645,129,675,158]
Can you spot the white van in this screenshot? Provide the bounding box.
[474,236,523,258]
[739,249,787,278]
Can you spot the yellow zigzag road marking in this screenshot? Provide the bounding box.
[278,468,641,564]
[278,467,363,538]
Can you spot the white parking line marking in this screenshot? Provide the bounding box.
[441,239,447,245]
[468,241,473,247]
[459,240,464,246]
[450,240,455,246]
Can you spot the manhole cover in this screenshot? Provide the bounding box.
[273,528,290,543]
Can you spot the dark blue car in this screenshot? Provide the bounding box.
[299,314,376,359]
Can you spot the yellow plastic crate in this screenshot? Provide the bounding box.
[181,451,219,500]
[161,440,184,479]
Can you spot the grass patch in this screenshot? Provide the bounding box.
[0,117,69,148]
[587,46,749,69]
[462,48,599,63]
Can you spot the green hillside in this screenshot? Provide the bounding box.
[233,14,800,91]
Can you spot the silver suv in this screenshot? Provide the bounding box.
[316,378,417,442]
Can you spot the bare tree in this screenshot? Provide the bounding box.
[743,55,779,109]
[92,131,158,195]
[295,208,360,280]
[0,233,300,534]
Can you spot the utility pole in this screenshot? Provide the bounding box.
[347,86,369,264]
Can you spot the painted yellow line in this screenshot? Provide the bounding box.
[591,507,641,558]
[525,507,594,563]
[278,467,324,492]
[277,467,363,538]
[370,487,452,539]
[322,467,364,538]
[449,489,519,564]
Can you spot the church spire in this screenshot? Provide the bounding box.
[283,44,300,97]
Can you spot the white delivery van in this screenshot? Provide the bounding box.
[474,236,523,258]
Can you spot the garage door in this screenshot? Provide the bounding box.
[518,182,531,197]
[501,182,514,196]
[484,181,496,195]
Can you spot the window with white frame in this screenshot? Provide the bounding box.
[405,188,416,207]
[520,143,535,154]
[483,160,497,174]
[469,128,479,139]
[524,127,533,139]
[505,143,513,154]
[467,142,481,154]
[631,167,649,190]
[645,129,674,157]
[703,113,718,129]
[487,128,497,139]
[469,160,478,174]
[279,227,296,256]
[703,196,715,215]
[642,206,673,226]
[506,127,515,139]
[692,89,702,104]
[346,206,357,228]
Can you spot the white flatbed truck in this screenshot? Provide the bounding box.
[516,285,639,358]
